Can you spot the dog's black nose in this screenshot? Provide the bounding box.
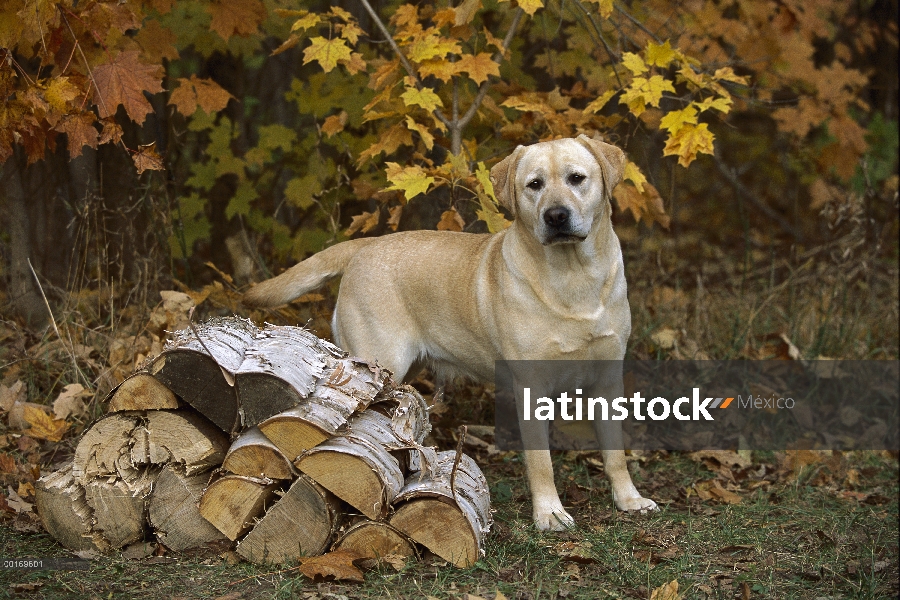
[543,206,570,229]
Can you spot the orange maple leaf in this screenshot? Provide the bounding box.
[135,20,179,63]
[437,208,465,231]
[54,113,99,158]
[613,181,670,228]
[169,75,234,117]
[22,405,69,443]
[345,211,380,236]
[208,0,265,41]
[133,142,164,174]
[456,52,500,85]
[92,51,163,124]
[321,111,348,137]
[298,549,365,583]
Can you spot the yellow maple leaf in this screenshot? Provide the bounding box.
[22,405,69,442]
[338,22,364,45]
[613,181,670,228]
[44,77,79,112]
[583,0,613,18]
[303,37,352,73]
[418,58,458,82]
[405,115,434,150]
[694,96,732,114]
[516,0,544,16]
[623,161,647,193]
[406,30,461,63]
[645,40,676,68]
[712,67,748,85]
[456,52,500,85]
[622,52,648,75]
[620,75,675,116]
[583,89,616,114]
[401,86,443,112]
[659,104,698,134]
[290,13,320,33]
[663,122,715,167]
[385,163,434,201]
[475,163,511,232]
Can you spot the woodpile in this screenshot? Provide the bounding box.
[36,317,491,568]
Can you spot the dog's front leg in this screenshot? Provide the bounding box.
[595,420,657,512]
[515,389,574,530]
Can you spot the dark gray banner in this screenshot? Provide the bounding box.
[494,360,899,451]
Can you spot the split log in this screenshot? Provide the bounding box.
[72,410,228,481]
[83,471,156,549]
[234,325,341,427]
[236,474,341,565]
[333,520,416,560]
[34,462,108,553]
[294,410,405,520]
[149,316,259,431]
[149,466,227,551]
[257,357,391,460]
[198,475,280,541]
[106,373,178,412]
[293,386,432,520]
[389,451,492,568]
[221,426,293,480]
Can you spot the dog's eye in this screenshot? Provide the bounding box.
[527,178,544,191]
[568,173,586,185]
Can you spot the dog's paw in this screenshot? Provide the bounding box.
[614,495,658,514]
[533,506,576,531]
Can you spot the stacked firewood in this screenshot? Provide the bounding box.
[35,317,491,568]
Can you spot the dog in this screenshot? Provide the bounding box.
[243,134,657,530]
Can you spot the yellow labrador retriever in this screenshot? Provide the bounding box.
[243,135,657,530]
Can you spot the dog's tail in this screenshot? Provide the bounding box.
[242,237,378,307]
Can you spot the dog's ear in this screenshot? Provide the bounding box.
[576,134,626,196]
[490,145,523,216]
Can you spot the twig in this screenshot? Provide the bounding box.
[450,425,467,498]
[26,259,89,388]
[58,9,110,118]
[356,0,451,130]
[715,153,805,242]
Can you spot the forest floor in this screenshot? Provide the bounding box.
[1,219,897,599]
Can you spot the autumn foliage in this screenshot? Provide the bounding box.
[0,0,896,260]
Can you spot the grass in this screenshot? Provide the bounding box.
[1,451,897,599]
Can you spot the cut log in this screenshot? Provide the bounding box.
[222,426,293,479]
[141,410,229,475]
[106,373,178,412]
[389,451,492,568]
[234,325,339,427]
[257,357,391,460]
[295,410,405,520]
[149,466,227,551]
[34,462,108,553]
[237,474,341,565]
[150,316,259,432]
[83,471,156,549]
[198,475,280,541]
[72,410,228,481]
[333,520,416,560]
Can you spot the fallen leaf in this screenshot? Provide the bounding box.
[5,486,33,513]
[650,579,682,600]
[10,583,43,592]
[298,549,365,582]
[52,383,88,420]
[380,553,406,571]
[651,327,678,350]
[0,453,16,474]
[22,405,69,442]
[0,380,26,411]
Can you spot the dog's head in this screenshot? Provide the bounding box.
[490,135,626,246]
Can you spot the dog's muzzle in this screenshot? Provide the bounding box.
[542,206,585,244]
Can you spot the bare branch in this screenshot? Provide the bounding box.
[356,0,452,130]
